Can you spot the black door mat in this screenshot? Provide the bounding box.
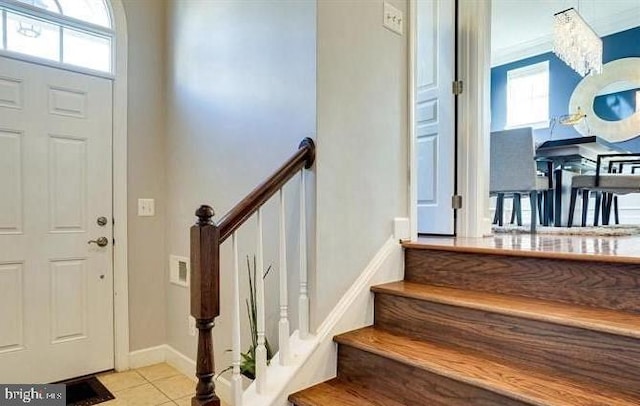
[57,375,114,406]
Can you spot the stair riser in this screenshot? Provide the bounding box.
[375,293,640,398]
[337,344,530,406]
[405,249,640,312]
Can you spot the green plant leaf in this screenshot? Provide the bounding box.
[214,366,232,381]
[219,254,275,381]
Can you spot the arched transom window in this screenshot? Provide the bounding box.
[0,0,114,74]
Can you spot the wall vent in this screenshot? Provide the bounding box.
[170,255,190,287]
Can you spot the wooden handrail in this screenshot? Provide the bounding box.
[218,137,315,242]
[190,137,315,406]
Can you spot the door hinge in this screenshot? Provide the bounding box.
[452,195,462,210]
[452,80,463,95]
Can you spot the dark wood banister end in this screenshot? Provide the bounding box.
[196,205,215,225]
[189,137,314,403]
[300,137,316,169]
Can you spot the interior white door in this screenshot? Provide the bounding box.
[0,57,113,383]
[416,0,456,235]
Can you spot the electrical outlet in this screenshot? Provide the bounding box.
[188,316,196,336]
[383,1,403,35]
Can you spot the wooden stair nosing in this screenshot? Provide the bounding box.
[334,327,640,406]
[401,241,640,265]
[288,378,407,406]
[371,281,640,339]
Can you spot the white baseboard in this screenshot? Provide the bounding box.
[129,345,232,405]
[242,235,403,406]
[128,345,167,369]
[163,346,196,380]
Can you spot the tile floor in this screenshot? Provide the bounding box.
[97,363,228,406]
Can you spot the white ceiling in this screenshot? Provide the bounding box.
[491,0,640,66]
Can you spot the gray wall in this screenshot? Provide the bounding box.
[165,0,317,360]
[122,0,168,351]
[122,0,408,361]
[313,0,408,327]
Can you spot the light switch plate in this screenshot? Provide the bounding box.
[138,198,155,216]
[383,1,403,35]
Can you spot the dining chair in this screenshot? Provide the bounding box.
[568,153,640,227]
[490,127,553,233]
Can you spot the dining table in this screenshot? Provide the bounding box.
[535,136,630,227]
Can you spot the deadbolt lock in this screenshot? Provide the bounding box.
[97,216,108,226]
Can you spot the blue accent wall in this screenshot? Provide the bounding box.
[491,26,640,150]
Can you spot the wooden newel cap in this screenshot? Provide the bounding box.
[196,205,215,225]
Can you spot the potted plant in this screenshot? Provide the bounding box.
[219,256,274,380]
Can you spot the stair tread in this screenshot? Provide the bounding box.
[334,326,640,406]
[402,240,640,264]
[372,281,640,339]
[288,378,407,406]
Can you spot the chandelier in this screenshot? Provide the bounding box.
[16,0,43,38]
[17,22,42,38]
[553,8,602,77]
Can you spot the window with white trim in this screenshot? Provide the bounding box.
[0,0,113,74]
[506,61,549,128]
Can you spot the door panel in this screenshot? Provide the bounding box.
[49,135,87,231]
[417,133,438,203]
[0,77,23,109]
[416,0,456,235]
[0,130,22,233]
[0,263,24,353]
[0,56,113,383]
[50,259,88,343]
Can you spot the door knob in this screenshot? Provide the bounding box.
[88,237,109,247]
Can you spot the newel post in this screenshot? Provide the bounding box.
[191,205,221,406]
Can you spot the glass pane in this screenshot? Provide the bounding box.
[0,11,4,50]
[507,67,550,126]
[14,0,61,14]
[6,12,60,62]
[63,28,111,72]
[58,0,110,27]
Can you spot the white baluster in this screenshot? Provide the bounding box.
[278,188,290,365]
[299,169,310,339]
[255,208,267,394]
[231,233,243,406]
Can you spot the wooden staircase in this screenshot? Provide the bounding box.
[289,243,640,405]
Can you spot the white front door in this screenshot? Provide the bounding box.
[0,57,114,383]
[416,0,456,235]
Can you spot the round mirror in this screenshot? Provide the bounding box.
[593,81,639,122]
[569,57,640,142]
